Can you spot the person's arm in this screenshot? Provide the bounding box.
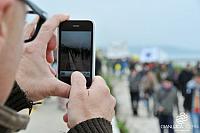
[4,81,33,112]
[68,118,112,133]
[0,85,30,133]
[5,81,114,133]
[4,81,41,114]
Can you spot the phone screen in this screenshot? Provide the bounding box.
[58,21,93,86]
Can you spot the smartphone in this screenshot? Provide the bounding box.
[58,20,95,87]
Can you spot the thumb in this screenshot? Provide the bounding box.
[53,78,71,98]
[70,71,87,96]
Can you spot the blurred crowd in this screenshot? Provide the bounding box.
[127,61,200,133]
[105,59,200,133]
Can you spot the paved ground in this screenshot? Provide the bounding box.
[19,98,69,133]
[112,77,192,133]
[19,97,120,133]
[18,76,193,133]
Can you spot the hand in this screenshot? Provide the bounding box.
[63,72,116,128]
[16,14,70,101]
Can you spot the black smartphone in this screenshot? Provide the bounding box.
[58,20,95,87]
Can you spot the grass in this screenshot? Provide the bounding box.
[102,73,129,133]
[117,119,129,133]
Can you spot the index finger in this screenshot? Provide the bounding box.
[35,14,69,49]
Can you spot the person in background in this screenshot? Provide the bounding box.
[121,58,128,75]
[167,62,176,81]
[156,63,169,83]
[140,70,158,116]
[178,64,194,97]
[178,64,194,114]
[114,62,122,77]
[0,0,116,133]
[154,77,179,133]
[128,67,142,116]
[184,72,200,133]
[196,61,200,73]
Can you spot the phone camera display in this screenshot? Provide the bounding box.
[60,31,92,79]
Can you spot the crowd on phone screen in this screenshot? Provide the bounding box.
[110,59,200,133]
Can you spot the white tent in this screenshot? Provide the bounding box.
[106,41,130,59]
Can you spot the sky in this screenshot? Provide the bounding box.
[34,0,200,58]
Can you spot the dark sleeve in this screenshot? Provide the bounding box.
[0,126,9,133]
[5,81,33,113]
[183,92,193,112]
[0,82,31,133]
[68,118,113,133]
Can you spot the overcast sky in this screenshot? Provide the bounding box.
[34,0,200,57]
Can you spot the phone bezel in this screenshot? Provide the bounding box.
[58,20,94,87]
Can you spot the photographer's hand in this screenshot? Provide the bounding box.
[16,14,70,101]
[63,72,116,128]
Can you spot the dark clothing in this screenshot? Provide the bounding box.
[178,70,193,112]
[184,80,200,112]
[68,118,112,133]
[5,82,33,113]
[0,105,30,133]
[0,82,32,133]
[128,73,141,92]
[154,87,178,133]
[154,87,179,115]
[159,114,174,133]
[178,70,193,96]
[130,91,139,115]
[0,82,113,133]
[184,89,194,112]
[130,91,140,102]
[128,72,142,115]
